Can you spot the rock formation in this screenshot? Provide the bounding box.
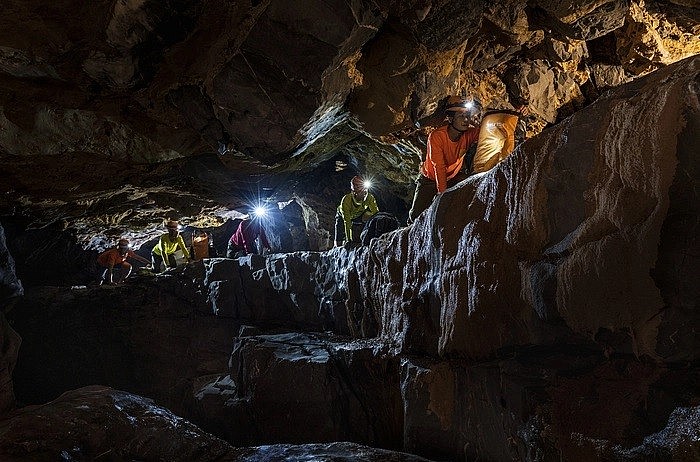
[0,222,21,415]
[0,1,698,461]
[2,54,698,460]
[0,385,432,461]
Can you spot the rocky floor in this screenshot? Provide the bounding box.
[2,255,698,461]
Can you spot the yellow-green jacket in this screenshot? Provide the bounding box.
[338,193,378,241]
[152,233,190,259]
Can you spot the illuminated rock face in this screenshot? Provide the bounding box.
[201,55,698,363]
[362,54,700,362]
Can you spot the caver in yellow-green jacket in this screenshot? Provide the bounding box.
[337,192,378,242]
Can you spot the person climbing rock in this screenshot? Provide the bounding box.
[151,219,190,272]
[334,175,379,246]
[408,95,482,222]
[226,215,271,258]
[97,238,150,285]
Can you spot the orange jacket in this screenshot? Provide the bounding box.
[420,125,480,192]
[97,248,136,268]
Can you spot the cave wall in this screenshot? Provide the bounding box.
[1,0,698,188]
[0,222,21,415]
[0,3,698,460]
[3,55,698,461]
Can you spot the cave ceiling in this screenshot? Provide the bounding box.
[0,0,698,248]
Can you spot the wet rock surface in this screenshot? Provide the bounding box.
[0,386,235,462]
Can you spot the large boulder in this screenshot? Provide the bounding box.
[0,386,235,462]
[0,385,436,461]
[190,333,402,448]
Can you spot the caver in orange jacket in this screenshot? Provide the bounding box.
[97,248,137,268]
[420,125,480,192]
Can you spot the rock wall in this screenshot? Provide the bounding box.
[198,55,699,362]
[7,266,235,413]
[365,54,700,361]
[0,222,21,414]
[0,222,22,300]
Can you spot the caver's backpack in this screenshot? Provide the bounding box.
[190,232,217,260]
[472,109,521,173]
[360,212,400,245]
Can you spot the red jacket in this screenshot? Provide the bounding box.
[229,220,270,254]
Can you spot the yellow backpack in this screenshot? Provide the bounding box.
[473,110,520,173]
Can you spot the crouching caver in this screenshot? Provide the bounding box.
[334,175,378,246]
[97,238,150,285]
[151,220,190,272]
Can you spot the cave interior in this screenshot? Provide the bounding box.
[0,1,699,461]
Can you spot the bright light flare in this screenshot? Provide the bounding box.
[253,206,267,218]
[363,180,372,189]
